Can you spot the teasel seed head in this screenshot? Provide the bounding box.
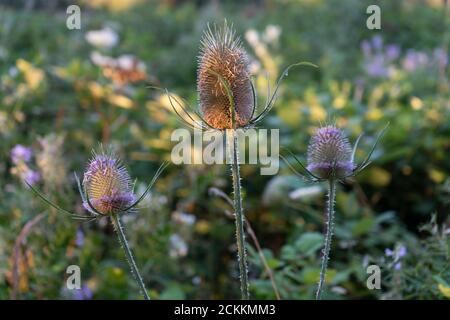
[82,152,135,215]
[197,22,254,129]
[307,125,355,180]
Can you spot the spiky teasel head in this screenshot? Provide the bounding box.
[307,125,355,180]
[26,146,169,223]
[82,151,135,215]
[281,123,388,183]
[197,22,254,129]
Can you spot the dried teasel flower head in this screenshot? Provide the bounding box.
[197,22,254,129]
[307,125,355,180]
[82,151,135,215]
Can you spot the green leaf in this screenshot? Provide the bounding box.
[160,284,186,300]
[351,217,375,237]
[301,267,337,284]
[295,232,324,256]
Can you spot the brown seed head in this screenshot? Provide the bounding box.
[197,23,253,129]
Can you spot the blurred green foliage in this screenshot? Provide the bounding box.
[0,0,449,299]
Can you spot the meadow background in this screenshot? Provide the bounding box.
[0,0,449,299]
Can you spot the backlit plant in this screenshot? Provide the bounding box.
[157,21,315,299]
[282,123,388,299]
[27,148,168,300]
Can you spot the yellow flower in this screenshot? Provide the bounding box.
[438,284,450,298]
[16,59,45,90]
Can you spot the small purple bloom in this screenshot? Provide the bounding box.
[403,49,429,72]
[397,245,407,258]
[73,284,93,300]
[434,48,448,69]
[386,44,400,60]
[361,40,371,56]
[365,54,388,77]
[11,144,33,164]
[385,248,394,257]
[394,262,402,271]
[75,229,84,247]
[371,35,383,51]
[24,169,40,185]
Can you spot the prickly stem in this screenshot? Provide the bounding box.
[226,129,250,300]
[316,178,336,300]
[111,213,150,300]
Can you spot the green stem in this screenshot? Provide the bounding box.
[227,129,250,300]
[111,213,150,300]
[316,179,336,300]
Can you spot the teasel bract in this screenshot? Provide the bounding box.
[27,147,168,300]
[281,123,388,299]
[154,21,315,300]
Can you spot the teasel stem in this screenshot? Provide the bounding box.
[316,178,336,300]
[111,213,150,300]
[226,129,250,300]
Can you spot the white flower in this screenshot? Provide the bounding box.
[263,25,282,44]
[90,52,146,72]
[245,29,259,47]
[90,51,115,67]
[85,27,119,49]
[249,60,261,75]
[116,54,146,71]
[169,234,188,258]
[172,211,196,226]
[289,185,322,200]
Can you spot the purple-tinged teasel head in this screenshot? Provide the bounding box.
[307,125,355,180]
[82,153,135,215]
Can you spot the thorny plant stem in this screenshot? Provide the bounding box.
[111,213,150,300]
[227,129,250,300]
[316,179,336,300]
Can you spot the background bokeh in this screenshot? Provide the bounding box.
[0,0,449,299]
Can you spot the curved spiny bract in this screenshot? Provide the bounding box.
[197,23,253,129]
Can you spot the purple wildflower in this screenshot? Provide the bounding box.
[371,35,383,51]
[365,54,388,77]
[307,125,355,179]
[11,144,33,164]
[434,48,448,70]
[397,245,407,258]
[386,44,400,61]
[385,248,394,257]
[75,229,84,247]
[361,40,371,56]
[82,153,135,215]
[73,284,93,300]
[23,169,40,186]
[385,245,407,270]
[403,49,429,72]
